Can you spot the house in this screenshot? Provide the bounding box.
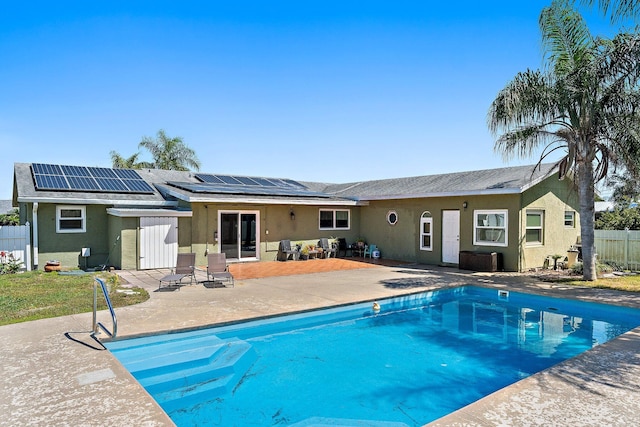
[12,162,580,272]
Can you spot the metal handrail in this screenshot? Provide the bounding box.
[92,277,117,339]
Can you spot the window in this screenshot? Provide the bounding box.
[420,211,433,251]
[319,209,350,230]
[564,211,575,228]
[526,210,544,245]
[387,210,398,225]
[473,210,508,246]
[56,205,86,233]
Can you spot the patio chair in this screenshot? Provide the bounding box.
[159,252,195,289]
[318,238,337,258]
[206,253,234,287]
[337,238,349,257]
[277,239,300,261]
[364,244,377,258]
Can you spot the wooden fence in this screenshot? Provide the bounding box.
[594,229,640,270]
[0,224,31,271]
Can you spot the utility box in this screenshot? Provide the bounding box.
[459,251,502,272]
[81,247,91,257]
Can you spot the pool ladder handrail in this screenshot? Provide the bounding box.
[92,277,117,339]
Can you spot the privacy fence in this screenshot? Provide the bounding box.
[594,229,640,271]
[0,224,31,271]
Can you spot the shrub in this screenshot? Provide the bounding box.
[0,252,23,274]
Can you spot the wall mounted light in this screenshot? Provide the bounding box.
[462,201,468,209]
[290,208,296,221]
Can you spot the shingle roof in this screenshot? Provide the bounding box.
[306,163,558,200]
[13,162,558,205]
[0,200,14,214]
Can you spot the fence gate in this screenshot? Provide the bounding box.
[0,224,31,271]
[594,229,640,270]
[139,217,178,270]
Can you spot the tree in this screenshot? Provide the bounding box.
[579,0,640,22]
[139,129,201,171]
[488,1,640,280]
[109,151,153,169]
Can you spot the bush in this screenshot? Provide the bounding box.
[569,261,614,276]
[0,209,19,226]
[0,252,23,274]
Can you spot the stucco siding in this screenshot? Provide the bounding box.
[520,175,580,270]
[36,204,109,269]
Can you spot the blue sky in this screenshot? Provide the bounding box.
[0,1,618,200]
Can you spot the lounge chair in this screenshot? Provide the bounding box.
[318,238,337,258]
[206,253,234,287]
[159,252,195,289]
[277,239,300,261]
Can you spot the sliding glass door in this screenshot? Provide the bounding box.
[219,211,259,261]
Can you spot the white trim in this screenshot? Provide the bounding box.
[56,205,86,233]
[473,209,508,247]
[17,196,177,207]
[525,210,544,246]
[419,211,433,251]
[107,208,192,218]
[387,210,398,225]
[218,210,261,262]
[319,208,351,230]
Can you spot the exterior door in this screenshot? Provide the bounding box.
[139,217,178,269]
[219,211,259,261]
[442,210,460,264]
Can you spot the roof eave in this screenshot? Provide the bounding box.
[16,196,178,207]
[356,188,523,201]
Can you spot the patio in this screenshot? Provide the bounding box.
[2,264,640,426]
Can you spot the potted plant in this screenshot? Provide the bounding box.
[299,245,309,260]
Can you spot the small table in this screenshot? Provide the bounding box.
[159,273,187,290]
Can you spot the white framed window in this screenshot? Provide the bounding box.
[319,209,350,230]
[473,210,508,246]
[387,210,398,225]
[420,211,433,251]
[526,210,544,245]
[56,205,86,233]
[564,211,575,228]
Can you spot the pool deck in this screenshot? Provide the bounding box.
[2,262,640,426]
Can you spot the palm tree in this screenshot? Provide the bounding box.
[488,1,640,280]
[109,151,153,169]
[579,0,640,21]
[139,129,201,171]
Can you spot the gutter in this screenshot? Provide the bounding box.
[32,202,38,268]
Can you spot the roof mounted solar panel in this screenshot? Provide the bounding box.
[31,163,155,194]
[167,181,331,198]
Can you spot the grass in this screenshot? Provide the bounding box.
[0,270,149,326]
[554,274,640,293]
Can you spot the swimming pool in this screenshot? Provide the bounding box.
[106,286,640,426]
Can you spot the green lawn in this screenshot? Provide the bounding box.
[0,271,149,326]
[554,274,640,293]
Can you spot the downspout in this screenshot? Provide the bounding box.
[32,202,39,269]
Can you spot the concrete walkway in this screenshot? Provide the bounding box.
[1,264,640,426]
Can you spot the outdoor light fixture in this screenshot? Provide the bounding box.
[463,201,468,209]
[290,208,295,220]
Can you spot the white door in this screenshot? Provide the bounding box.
[442,210,460,264]
[139,217,178,269]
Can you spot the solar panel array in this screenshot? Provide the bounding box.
[31,163,155,194]
[165,173,330,198]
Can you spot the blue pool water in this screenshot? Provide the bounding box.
[106,286,640,426]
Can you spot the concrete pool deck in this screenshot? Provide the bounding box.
[1,264,640,426]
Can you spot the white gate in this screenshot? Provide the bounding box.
[442,210,460,264]
[139,217,178,270]
[0,224,31,271]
